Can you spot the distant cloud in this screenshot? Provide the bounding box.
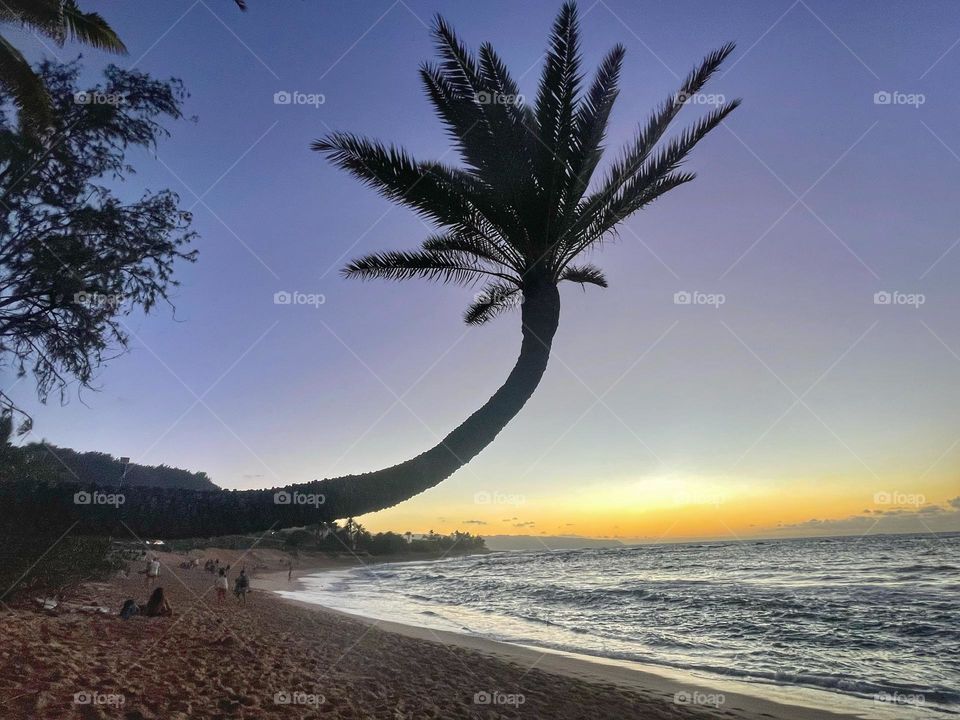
[776,499,960,535]
[462,519,487,525]
[242,473,264,479]
[503,517,517,522]
[513,521,535,528]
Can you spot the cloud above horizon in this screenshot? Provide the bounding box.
[775,498,960,535]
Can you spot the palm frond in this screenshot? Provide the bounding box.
[342,250,512,286]
[562,44,624,216]
[560,45,737,256]
[59,1,126,53]
[421,231,521,274]
[560,264,607,287]
[422,18,533,197]
[0,35,51,130]
[313,132,474,229]
[464,281,521,324]
[533,0,583,240]
[589,43,736,214]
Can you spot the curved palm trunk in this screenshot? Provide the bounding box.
[2,286,560,538]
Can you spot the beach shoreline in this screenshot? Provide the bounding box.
[256,564,902,720]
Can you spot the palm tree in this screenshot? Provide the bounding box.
[307,2,738,513]
[0,0,126,129]
[9,2,738,538]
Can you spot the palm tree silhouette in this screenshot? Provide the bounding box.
[307,2,738,514]
[0,0,126,129]
[14,2,738,537]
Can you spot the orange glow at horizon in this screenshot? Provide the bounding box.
[358,472,960,541]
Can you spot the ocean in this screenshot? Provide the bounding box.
[278,533,959,718]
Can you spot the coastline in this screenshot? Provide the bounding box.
[255,564,898,720]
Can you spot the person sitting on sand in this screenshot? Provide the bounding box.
[139,587,173,617]
[215,568,228,604]
[234,569,249,604]
[119,599,139,620]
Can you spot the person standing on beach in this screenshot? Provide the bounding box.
[215,568,228,604]
[145,556,160,587]
[234,568,249,604]
[287,560,293,583]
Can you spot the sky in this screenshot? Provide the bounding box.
[7,0,960,542]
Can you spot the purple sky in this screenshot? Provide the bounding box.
[7,1,960,538]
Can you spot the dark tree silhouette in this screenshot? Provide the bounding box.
[0,61,196,428]
[2,3,738,538]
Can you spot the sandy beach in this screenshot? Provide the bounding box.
[0,549,866,720]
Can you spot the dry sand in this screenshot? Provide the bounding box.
[0,550,861,719]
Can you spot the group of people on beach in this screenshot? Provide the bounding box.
[119,555,252,620]
[203,557,250,603]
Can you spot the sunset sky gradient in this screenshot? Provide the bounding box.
[8,0,960,541]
